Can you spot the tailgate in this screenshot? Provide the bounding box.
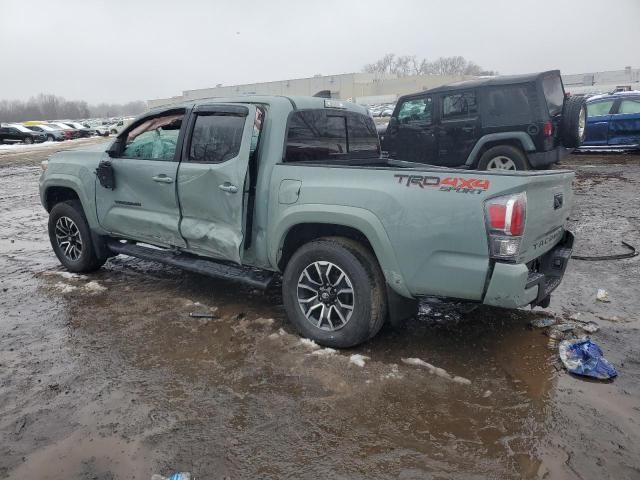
[516,171,574,263]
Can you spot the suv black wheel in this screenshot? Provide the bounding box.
[560,96,587,148]
[478,145,530,171]
[282,237,387,348]
[24,136,33,145]
[48,200,106,273]
[47,134,54,142]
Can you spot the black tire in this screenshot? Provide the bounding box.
[477,144,530,171]
[48,200,106,273]
[47,134,54,142]
[110,129,118,135]
[560,96,587,148]
[23,136,33,145]
[282,237,387,348]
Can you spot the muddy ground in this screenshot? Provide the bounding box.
[0,142,639,479]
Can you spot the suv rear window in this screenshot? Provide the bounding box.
[284,110,379,162]
[482,85,532,126]
[542,75,564,116]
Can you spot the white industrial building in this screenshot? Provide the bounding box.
[147,67,639,109]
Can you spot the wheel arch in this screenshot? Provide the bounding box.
[41,175,101,231]
[465,132,535,167]
[271,205,412,298]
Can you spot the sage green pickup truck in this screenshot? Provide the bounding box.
[40,96,574,347]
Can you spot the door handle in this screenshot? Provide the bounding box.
[219,182,238,193]
[152,174,173,184]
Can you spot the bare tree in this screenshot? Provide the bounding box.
[0,94,146,123]
[363,54,497,77]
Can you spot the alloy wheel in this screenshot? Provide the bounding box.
[55,216,83,261]
[297,261,355,331]
[486,156,517,170]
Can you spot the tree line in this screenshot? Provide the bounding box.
[0,94,147,123]
[363,54,497,77]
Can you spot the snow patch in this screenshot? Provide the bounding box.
[299,338,321,350]
[54,282,77,294]
[44,271,82,280]
[402,357,471,385]
[84,281,106,292]
[311,347,337,357]
[349,354,370,367]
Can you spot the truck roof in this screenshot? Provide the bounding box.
[149,95,369,116]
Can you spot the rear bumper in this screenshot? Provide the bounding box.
[482,231,574,308]
[528,147,571,168]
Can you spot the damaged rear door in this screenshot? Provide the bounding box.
[176,104,258,263]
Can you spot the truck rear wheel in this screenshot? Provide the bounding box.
[48,200,106,273]
[478,145,530,171]
[282,237,387,348]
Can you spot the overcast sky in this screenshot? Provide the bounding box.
[1,0,638,104]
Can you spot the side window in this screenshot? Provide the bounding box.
[618,99,640,115]
[587,100,614,117]
[189,114,245,163]
[442,91,477,120]
[284,110,379,163]
[482,85,532,126]
[122,113,183,161]
[347,113,380,157]
[397,97,432,124]
[285,110,347,162]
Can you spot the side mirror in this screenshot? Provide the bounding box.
[106,139,121,157]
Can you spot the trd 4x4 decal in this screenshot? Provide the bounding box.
[394,174,490,194]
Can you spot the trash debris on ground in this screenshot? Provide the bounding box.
[482,390,492,398]
[151,473,193,480]
[596,288,610,302]
[530,317,555,328]
[401,357,471,385]
[581,322,600,333]
[189,312,218,319]
[349,354,370,367]
[571,240,638,261]
[558,338,617,380]
[555,323,577,332]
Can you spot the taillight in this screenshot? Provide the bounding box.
[485,193,527,260]
[543,120,553,137]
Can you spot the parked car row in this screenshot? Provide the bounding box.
[367,103,395,118]
[0,117,136,144]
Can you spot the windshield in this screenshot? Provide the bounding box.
[12,124,32,133]
[38,124,56,131]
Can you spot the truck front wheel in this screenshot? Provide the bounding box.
[48,200,106,273]
[282,237,387,348]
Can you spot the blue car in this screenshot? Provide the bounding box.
[582,92,640,150]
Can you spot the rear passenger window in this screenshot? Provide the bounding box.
[442,92,477,120]
[482,85,533,126]
[189,114,245,163]
[284,110,379,162]
[587,100,614,116]
[618,99,640,114]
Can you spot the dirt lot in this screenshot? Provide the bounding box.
[0,143,639,479]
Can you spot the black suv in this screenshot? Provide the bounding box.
[381,70,586,170]
[0,125,47,145]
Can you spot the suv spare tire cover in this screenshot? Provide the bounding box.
[560,96,587,148]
